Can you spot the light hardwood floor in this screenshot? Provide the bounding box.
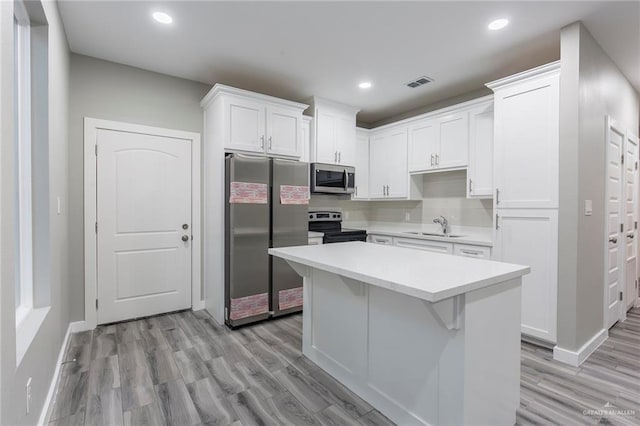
[46,308,640,425]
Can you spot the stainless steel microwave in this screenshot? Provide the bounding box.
[310,163,355,195]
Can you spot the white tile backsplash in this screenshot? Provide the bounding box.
[309,170,493,228]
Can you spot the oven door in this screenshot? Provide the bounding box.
[311,163,356,194]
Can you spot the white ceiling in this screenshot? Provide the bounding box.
[58,1,640,125]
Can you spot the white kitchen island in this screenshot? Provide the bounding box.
[269,241,530,426]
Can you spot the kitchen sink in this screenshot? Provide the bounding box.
[402,231,466,238]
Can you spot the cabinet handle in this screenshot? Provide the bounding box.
[334,151,338,163]
[268,136,272,150]
[338,152,342,163]
[435,154,439,165]
[431,154,434,166]
[355,186,358,196]
[261,135,265,149]
[495,214,500,230]
[461,250,481,256]
[469,179,473,193]
[496,188,500,204]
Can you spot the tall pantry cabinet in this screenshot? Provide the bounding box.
[487,62,560,343]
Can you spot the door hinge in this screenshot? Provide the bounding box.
[95,144,98,156]
[96,299,98,310]
[619,291,623,301]
[635,279,638,289]
[95,222,98,234]
[635,221,637,230]
[621,154,624,164]
[620,223,624,232]
[635,161,638,170]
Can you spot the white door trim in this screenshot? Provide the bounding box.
[84,117,202,329]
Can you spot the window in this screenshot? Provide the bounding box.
[14,1,34,325]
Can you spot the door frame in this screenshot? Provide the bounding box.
[84,117,202,329]
[603,115,627,328]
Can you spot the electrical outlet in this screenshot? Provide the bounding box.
[405,212,411,222]
[26,377,32,414]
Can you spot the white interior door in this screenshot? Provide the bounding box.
[97,129,192,324]
[605,118,625,328]
[625,132,639,311]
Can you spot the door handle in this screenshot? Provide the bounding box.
[609,236,618,244]
[182,224,189,230]
[182,235,190,242]
[627,233,634,239]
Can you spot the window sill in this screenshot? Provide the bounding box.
[16,306,50,366]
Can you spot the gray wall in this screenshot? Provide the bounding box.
[557,22,640,352]
[0,1,72,423]
[68,54,211,321]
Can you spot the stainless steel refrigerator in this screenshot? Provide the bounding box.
[225,154,308,327]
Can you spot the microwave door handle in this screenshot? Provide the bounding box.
[344,169,349,192]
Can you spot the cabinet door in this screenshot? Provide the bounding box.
[408,118,438,172]
[386,128,409,198]
[353,130,369,200]
[266,106,302,158]
[437,112,468,169]
[394,237,453,254]
[226,97,265,153]
[368,132,389,199]
[314,111,337,164]
[494,209,558,343]
[493,72,559,208]
[336,115,356,167]
[300,118,312,163]
[468,103,494,198]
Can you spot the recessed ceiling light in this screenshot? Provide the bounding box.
[152,11,173,25]
[358,82,372,89]
[488,18,509,31]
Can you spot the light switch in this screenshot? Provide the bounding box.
[585,199,592,216]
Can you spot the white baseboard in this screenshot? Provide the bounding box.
[192,300,205,311]
[69,320,92,333]
[553,328,608,367]
[37,321,84,426]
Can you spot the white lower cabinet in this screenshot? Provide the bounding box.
[394,237,453,254]
[368,234,393,245]
[494,209,558,343]
[454,243,491,259]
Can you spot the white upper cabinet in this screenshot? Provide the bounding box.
[308,97,359,167]
[227,96,266,153]
[467,101,494,198]
[408,118,438,172]
[408,111,469,173]
[353,128,370,200]
[489,66,560,209]
[300,116,312,163]
[369,126,419,200]
[203,84,308,158]
[266,105,303,158]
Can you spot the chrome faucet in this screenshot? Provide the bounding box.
[433,215,449,235]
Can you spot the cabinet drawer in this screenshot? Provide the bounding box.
[368,234,393,245]
[394,237,453,254]
[453,244,491,259]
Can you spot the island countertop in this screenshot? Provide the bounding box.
[269,241,529,302]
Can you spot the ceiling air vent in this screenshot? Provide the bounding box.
[406,76,434,88]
